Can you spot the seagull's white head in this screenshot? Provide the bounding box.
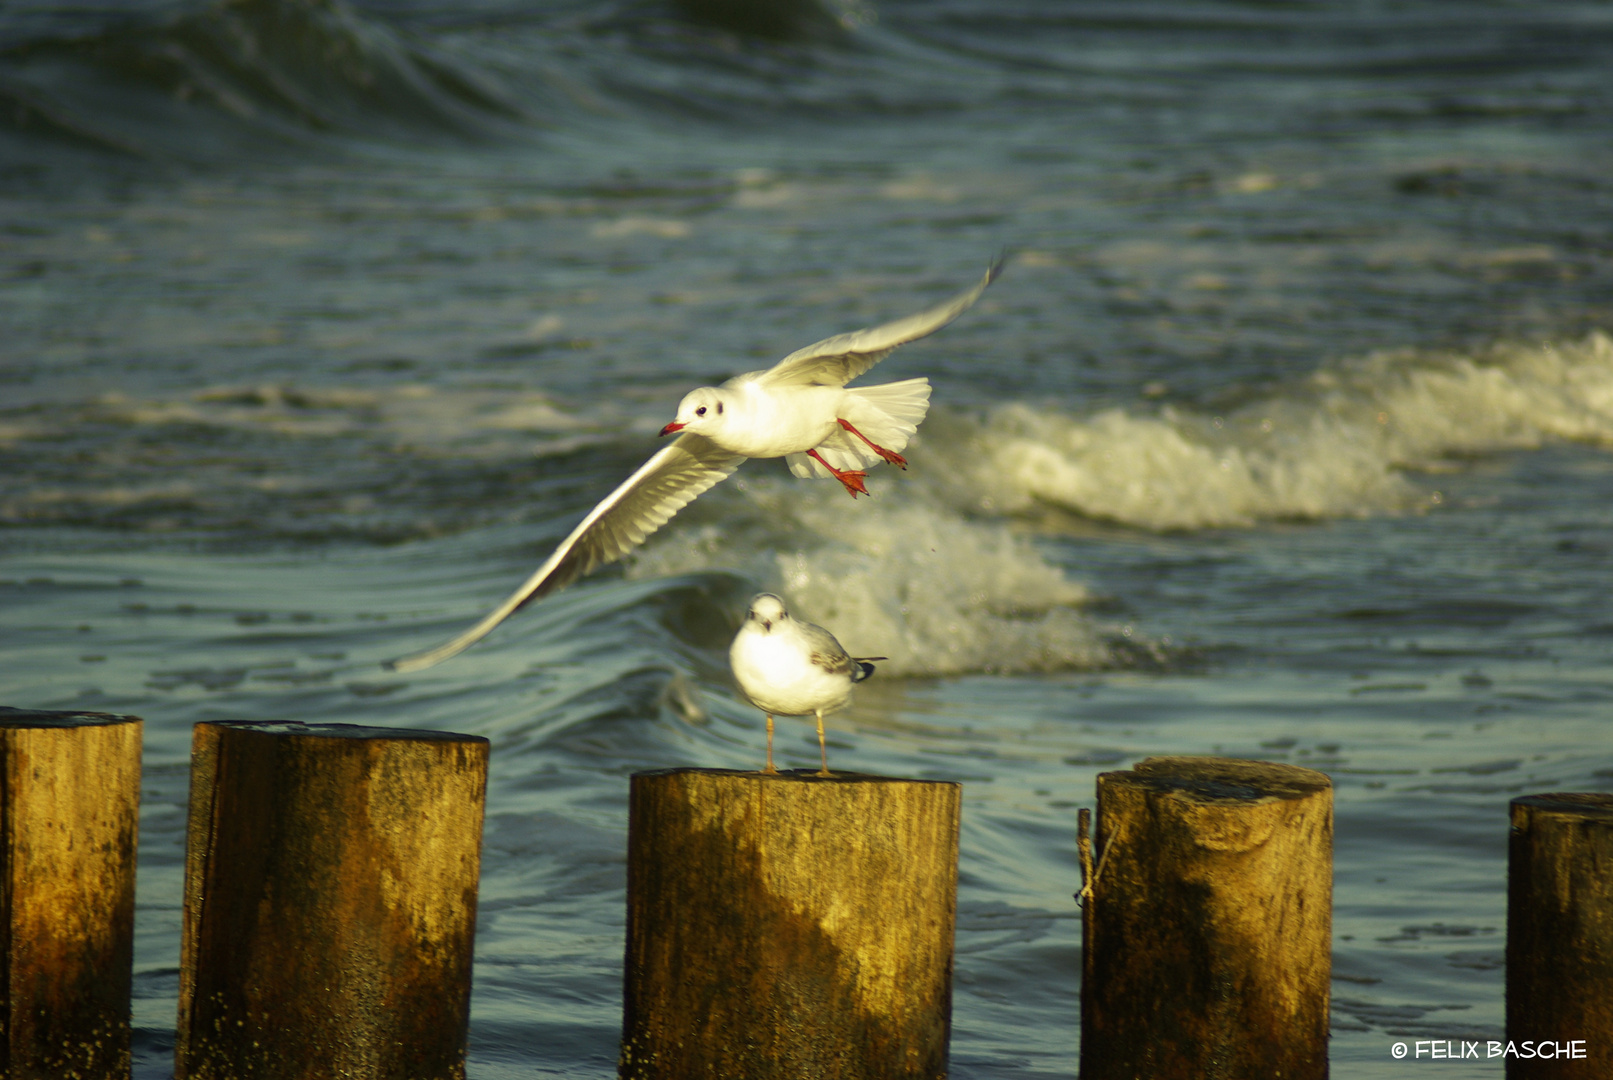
[660,386,735,438]
[744,593,790,633]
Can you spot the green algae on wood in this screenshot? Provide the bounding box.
[620,768,961,1079]
[176,721,488,1080]
[1081,756,1333,1080]
[0,706,142,1080]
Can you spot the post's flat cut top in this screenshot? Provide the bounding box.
[1108,755,1333,803]
[203,719,487,744]
[0,705,142,729]
[1512,792,1613,819]
[635,765,958,788]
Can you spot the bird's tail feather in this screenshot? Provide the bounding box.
[845,377,932,433]
[787,377,932,478]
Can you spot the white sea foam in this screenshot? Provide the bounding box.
[630,478,1117,677]
[940,331,1613,530]
[93,383,594,447]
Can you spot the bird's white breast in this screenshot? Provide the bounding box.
[730,625,854,716]
[713,377,845,459]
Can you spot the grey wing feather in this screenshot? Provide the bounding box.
[756,258,1003,389]
[802,620,856,675]
[387,433,744,673]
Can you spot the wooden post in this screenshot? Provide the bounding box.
[176,721,489,1080]
[1506,793,1613,1078]
[1080,756,1332,1080]
[0,707,141,1080]
[620,768,960,1079]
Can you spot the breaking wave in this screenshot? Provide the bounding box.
[945,331,1613,530]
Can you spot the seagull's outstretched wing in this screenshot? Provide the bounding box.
[387,433,744,673]
[756,258,1003,389]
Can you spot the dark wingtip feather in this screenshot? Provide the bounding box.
[852,657,883,682]
[986,250,1010,284]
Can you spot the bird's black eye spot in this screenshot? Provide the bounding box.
[696,406,707,416]
[716,402,724,415]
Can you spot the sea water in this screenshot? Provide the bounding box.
[3,1,1612,1076]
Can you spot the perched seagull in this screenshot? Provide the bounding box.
[386,260,1000,673]
[729,593,883,776]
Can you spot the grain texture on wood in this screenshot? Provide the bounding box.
[1081,756,1333,1080]
[176,721,489,1080]
[1506,793,1613,1079]
[620,768,960,1080]
[0,706,142,1080]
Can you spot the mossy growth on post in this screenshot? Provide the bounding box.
[620,767,961,1080]
[176,720,488,1080]
[0,706,142,1080]
[1081,756,1333,1080]
[1506,793,1613,1080]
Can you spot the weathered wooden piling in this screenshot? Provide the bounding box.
[0,706,142,1080]
[620,768,960,1079]
[1080,756,1332,1080]
[1506,793,1613,1079]
[176,721,489,1080]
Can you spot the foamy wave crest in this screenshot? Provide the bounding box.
[939,332,1613,530]
[629,480,1122,677]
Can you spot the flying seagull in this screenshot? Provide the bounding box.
[387,260,1000,673]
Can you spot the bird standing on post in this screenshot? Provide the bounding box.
[729,593,883,776]
[387,261,1000,673]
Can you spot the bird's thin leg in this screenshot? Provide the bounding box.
[807,448,869,498]
[837,418,908,469]
[815,709,832,777]
[764,714,778,774]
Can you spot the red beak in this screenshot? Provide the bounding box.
[659,421,686,437]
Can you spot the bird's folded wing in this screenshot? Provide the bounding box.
[757,258,1003,389]
[800,620,856,674]
[387,433,744,673]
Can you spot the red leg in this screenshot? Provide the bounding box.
[837,419,907,469]
[764,714,778,774]
[807,448,869,498]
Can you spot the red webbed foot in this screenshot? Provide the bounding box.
[807,448,870,498]
[837,418,908,469]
